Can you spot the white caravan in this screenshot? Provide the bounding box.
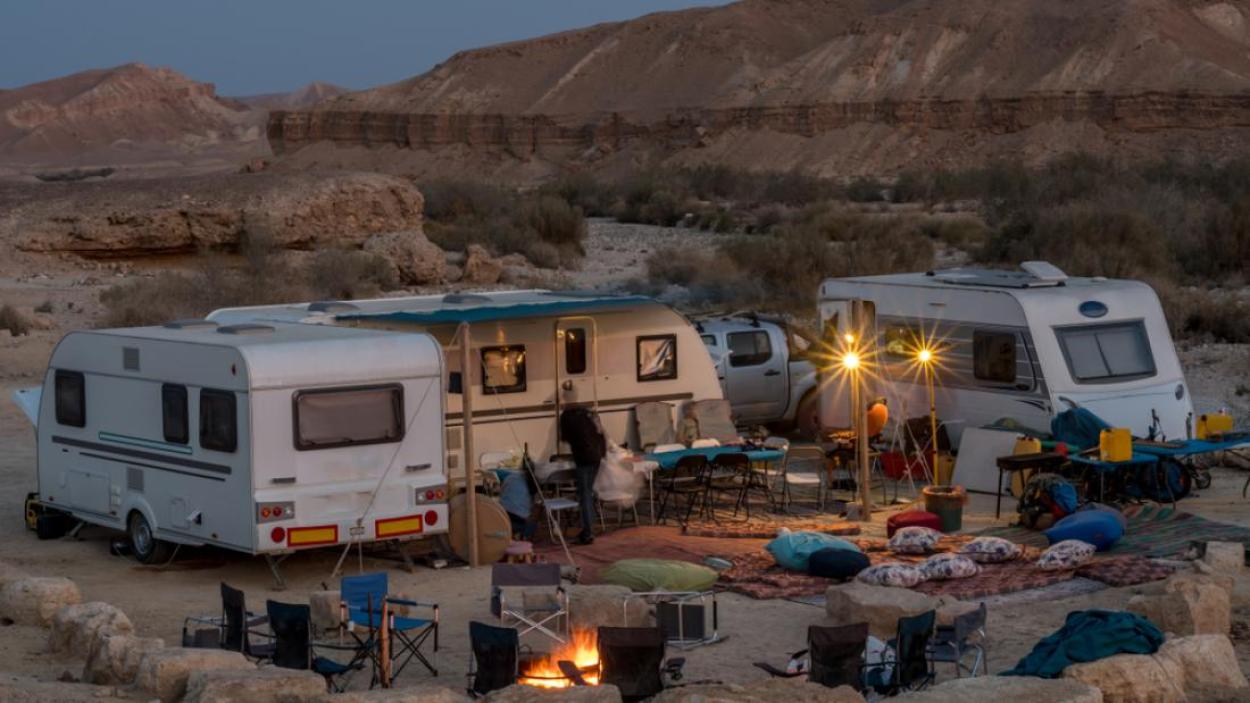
[209,291,725,466]
[29,320,448,578]
[818,263,1194,444]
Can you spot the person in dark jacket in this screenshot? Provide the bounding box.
[559,392,606,544]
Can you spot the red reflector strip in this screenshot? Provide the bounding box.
[376,515,423,538]
[287,525,338,547]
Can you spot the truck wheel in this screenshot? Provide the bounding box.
[35,514,69,540]
[128,512,172,565]
[795,391,820,440]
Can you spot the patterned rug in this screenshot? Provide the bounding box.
[684,515,861,539]
[975,504,1250,558]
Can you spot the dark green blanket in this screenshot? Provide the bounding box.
[1002,609,1164,678]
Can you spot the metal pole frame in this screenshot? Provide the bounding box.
[458,322,479,567]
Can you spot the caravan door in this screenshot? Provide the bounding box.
[555,318,598,419]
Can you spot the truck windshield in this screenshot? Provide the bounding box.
[294,384,404,450]
[1055,321,1156,384]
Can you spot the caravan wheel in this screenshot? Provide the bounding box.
[127,512,172,565]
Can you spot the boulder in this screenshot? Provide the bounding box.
[1190,560,1235,594]
[320,687,470,703]
[825,582,953,639]
[463,244,504,284]
[936,600,980,627]
[652,678,865,702]
[1200,541,1244,577]
[0,577,82,626]
[1153,634,1249,695]
[485,684,622,703]
[0,674,132,702]
[309,590,341,633]
[49,602,133,657]
[135,648,252,703]
[567,584,651,630]
[896,676,1102,702]
[1126,572,1229,636]
[363,230,446,285]
[0,560,30,588]
[1062,653,1184,702]
[182,667,326,703]
[82,634,165,685]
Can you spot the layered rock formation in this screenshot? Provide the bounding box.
[268,0,1250,178]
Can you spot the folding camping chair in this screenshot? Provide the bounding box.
[623,590,721,649]
[754,622,869,691]
[266,599,363,692]
[467,621,521,697]
[341,572,440,684]
[182,582,273,660]
[690,399,742,445]
[864,610,936,695]
[776,444,827,513]
[656,455,710,526]
[597,627,686,702]
[491,563,569,645]
[635,401,677,452]
[928,602,988,678]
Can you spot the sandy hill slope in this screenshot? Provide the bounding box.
[234,81,348,111]
[0,63,268,175]
[268,0,1250,180]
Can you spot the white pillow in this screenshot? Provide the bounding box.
[921,553,981,581]
[888,526,942,555]
[856,563,928,588]
[1037,540,1096,571]
[959,536,1022,564]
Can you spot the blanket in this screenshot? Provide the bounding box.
[1002,609,1164,678]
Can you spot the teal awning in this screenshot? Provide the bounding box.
[336,295,656,325]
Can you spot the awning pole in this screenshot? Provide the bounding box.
[459,322,479,567]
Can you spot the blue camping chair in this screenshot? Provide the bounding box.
[341,572,440,685]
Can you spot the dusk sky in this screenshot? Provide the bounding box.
[0,1,723,95]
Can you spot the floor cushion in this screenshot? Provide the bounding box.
[960,536,1023,563]
[856,563,928,588]
[1045,510,1124,551]
[888,526,942,555]
[921,553,981,580]
[1037,540,1097,571]
[766,529,861,572]
[887,510,942,537]
[808,548,872,580]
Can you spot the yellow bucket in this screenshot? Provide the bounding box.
[1197,412,1234,440]
[1100,428,1132,462]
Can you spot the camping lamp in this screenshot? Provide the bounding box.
[916,347,940,484]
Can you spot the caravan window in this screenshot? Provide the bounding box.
[884,325,923,359]
[564,328,587,375]
[727,331,772,367]
[161,384,188,444]
[637,334,678,382]
[293,384,404,450]
[199,389,237,453]
[482,346,526,394]
[1056,321,1156,383]
[973,330,1018,383]
[54,370,85,427]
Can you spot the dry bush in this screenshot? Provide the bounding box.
[1154,282,1250,344]
[99,272,211,327]
[421,180,511,221]
[428,193,587,269]
[308,249,397,301]
[0,304,32,336]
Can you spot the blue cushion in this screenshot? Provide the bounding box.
[807,548,871,580]
[1046,510,1124,551]
[766,530,861,572]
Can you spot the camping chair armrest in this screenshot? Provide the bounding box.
[183,615,223,627]
[385,597,439,611]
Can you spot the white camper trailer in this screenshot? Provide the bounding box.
[818,263,1194,444]
[209,291,725,465]
[28,321,448,578]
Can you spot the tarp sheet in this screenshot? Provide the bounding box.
[10,387,40,427]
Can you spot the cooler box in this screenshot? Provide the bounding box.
[1198,413,1235,440]
[1099,428,1132,462]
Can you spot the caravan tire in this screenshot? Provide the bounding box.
[127,512,172,565]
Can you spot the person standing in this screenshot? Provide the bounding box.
[559,397,606,545]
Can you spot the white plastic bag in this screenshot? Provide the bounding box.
[594,444,643,506]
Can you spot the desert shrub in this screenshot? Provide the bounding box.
[1155,283,1250,343]
[542,173,617,216]
[34,299,53,313]
[0,304,32,336]
[99,273,211,327]
[918,216,988,250]
[515,196,586,253]
[845,177,888,203]
[308,249,397,301]
[421,180,510,221]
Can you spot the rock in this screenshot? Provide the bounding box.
[1201,541,1244,577]
[182,667,326,703]
[485,685,622,703]
[135,648,252,703]
[896,676,1102,702]
[462,244,504,284]
[936,600,979,627]
[825,582,953,639]
[310,590,341,633]
[1153,634,1249,695]
[652,677,865,702]
[364,230,446,285]
[82,634,164,685]
[1190,560,1235,594]
[320,687,470,703]
[0,561,30,588]
[0,674,132,702]
[567,584,651,630]
[1063,653,1184,702]
[0,577,82,626]
[1127,572,1229,636]
[49,602,133,657]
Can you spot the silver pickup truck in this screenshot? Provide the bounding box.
[695,315,820,435]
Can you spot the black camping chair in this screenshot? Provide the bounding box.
[928,602,988,677]
[597,626,685,702]
[865,610,936,695]
[182,582,272,659]
[267,600,363,692]
[706,452,750,520]
[656,455,709,526]
[467,621,520,697]
[754,622,869,691]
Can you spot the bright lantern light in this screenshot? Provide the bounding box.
[843,333,855,344]
[842,352,861,371]
[917,348,933,364]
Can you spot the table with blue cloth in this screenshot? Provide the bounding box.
[1068,452,1159,504]
[643,445,786,470]
[1134,435,1250,497]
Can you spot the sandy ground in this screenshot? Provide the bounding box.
[3,223,1250,693]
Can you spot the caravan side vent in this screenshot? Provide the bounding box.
[442,293,491,305]
[127,467,144,493]
[446,427,462,448]
[308,301,361,313]
[217,324,275,336]
[122,347,140,371]
[163,319,219,330]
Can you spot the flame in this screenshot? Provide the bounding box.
[518,629,600,688]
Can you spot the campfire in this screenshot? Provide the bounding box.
[518,629,601,688]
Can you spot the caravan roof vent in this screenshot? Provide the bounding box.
[163,319,219,330]
[1020,261,1068,283]
[217,323,275,336]
[307,301,360,313]
[934,265,1067,289]
[442,293,492,305]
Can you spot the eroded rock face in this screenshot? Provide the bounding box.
[1063,652,1184,703]
[825,582,953,639]
[363,230,446,284]
[0,577,82,626]
[134,648,252,703]
[652,678,865,702]
[1061,634,1247,702]
[896,676,1103,702]
[48,601,133,657]
[567,584,651,631]
[1153,634,1249,694]
[182,667,326,703]
[462,244,504,285]
[1127,572,1230,636]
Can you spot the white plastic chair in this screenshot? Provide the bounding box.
[779,444,826,512]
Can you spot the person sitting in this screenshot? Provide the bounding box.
[499,470,538,541]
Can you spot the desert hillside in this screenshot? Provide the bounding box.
[268,0,1250,180]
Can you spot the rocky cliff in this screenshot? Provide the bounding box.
[267,0,1250,178]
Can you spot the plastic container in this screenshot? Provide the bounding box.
[1198,412,1234,439]
[1014,436,1042,455]
[1099,428,1132,462]
[922,484,966,533]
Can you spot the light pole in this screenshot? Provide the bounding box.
[841,343,871,519]
[917,347,939,485]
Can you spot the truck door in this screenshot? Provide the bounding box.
[725,328,787,422]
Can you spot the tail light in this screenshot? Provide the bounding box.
[415,485,448,505]
[257,501,295,523]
